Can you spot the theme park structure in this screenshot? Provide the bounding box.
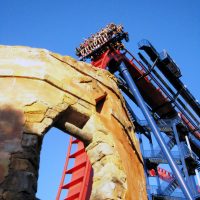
[56,24,200,200]
[0,44,146,199]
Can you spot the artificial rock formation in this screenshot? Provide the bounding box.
[0,45,147,200]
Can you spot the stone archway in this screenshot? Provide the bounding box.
[0,46,147,200]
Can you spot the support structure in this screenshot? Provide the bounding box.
[119,62,194,200]
[57,23,200,200]
[56,137,92,200]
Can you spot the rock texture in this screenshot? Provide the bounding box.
[0,45,147,200]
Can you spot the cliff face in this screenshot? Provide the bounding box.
[0,45,147,200]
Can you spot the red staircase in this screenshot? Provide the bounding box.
[56,137,93,200]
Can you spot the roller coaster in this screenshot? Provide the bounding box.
[56,24,200,200]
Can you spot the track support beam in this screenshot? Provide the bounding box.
[119,61,194,200]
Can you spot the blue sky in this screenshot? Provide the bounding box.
[1,1,200,199]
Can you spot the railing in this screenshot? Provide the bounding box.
[143,142,199,162]
[144,150,180,159]
[147,185,186,199]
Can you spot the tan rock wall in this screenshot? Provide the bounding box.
[0,45,147,199]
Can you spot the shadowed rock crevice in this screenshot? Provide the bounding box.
[96,95,107,113]
[55,105,90,129]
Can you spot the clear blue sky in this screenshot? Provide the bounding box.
[1,1,200,199]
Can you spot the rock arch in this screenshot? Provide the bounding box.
[0,46,146,200]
